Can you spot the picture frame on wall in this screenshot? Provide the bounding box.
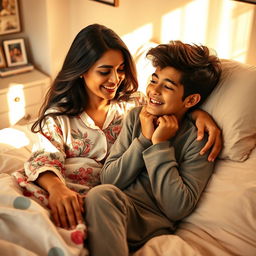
[0,0,21,35]
[3,38,28,67]
[0,46,6,68]
[91,0,119,7]
[234,0,256,3]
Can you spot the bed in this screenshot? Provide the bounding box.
[0,54,256,255]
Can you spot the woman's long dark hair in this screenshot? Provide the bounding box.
[32,24,138,133]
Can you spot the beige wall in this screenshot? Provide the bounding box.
[4,0,255,79]
[69,0,256,64]
[18,0,71,76]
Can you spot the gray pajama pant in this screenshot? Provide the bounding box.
[85,184,173,256]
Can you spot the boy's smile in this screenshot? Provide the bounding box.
[146,66,187,121]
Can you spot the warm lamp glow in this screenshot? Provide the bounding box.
[7,84,26,126]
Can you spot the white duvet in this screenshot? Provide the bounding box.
[134,149,256,256]
[0,125,256,256]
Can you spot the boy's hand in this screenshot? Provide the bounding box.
[139,106,157,140]
[152,115,179,145]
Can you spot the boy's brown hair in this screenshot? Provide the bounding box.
[146,40,222,108]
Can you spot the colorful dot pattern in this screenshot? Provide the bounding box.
[11,195,86,255]
[13,196,31,209]
[48,247,65,256]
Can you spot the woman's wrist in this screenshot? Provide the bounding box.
[37,171,64,193]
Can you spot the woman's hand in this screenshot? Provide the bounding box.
[37,172,84,229]
[48,182,84,229]
[191,109,222,162]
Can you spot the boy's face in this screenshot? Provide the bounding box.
[146,66,186,118]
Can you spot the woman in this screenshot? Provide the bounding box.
[13,24,221,230]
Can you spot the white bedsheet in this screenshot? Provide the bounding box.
[0,125,256,256]
[134,148,256,256]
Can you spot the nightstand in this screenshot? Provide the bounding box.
[0,69,51,129]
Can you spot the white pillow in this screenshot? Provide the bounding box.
[176,148,256,256]
[201,59,256,161]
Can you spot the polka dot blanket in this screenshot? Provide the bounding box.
[0,173,88,256]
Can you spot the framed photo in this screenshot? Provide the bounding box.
[237,0,256,4]
[0,0,21,35]
[0,46,6,68]
[234,0,256,3]
[3,38,28,67]
[91,0,119,7]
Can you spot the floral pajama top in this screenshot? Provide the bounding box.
[13,92,145,207]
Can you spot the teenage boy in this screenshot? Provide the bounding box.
[85,41,222,256]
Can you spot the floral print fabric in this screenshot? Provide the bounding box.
[12,92,145,207]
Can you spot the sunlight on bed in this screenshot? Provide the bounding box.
[0,128,30,148]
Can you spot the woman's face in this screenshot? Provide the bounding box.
[82,49,125,103]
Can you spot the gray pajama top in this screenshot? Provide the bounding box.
[101,106,214,225]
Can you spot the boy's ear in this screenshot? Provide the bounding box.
[184,94,201,108]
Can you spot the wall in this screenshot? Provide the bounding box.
[20,0,71,76]
[69,0,256,63]
[19,0,50,73]
[2,0,255,79]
